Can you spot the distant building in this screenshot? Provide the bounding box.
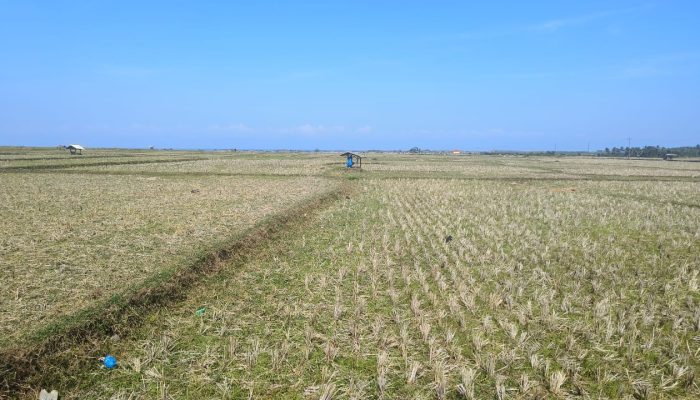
[663,153,678,161]
[452,150,462,155]
[66,144,85,155]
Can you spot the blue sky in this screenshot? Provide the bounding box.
[1,1,699,151]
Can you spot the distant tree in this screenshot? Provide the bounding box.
[597,144,700,158]
[409,147,421,154]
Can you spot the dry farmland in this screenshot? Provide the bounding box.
[0,150,337,349]
[1,149,699,399]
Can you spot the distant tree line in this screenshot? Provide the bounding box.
[402,145,700,158]
[598,145,700,158]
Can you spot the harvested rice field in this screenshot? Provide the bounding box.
[1,149,700,399]
[67,153,336,177]
[0,152,336,347]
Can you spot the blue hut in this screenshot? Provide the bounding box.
[340,152,362,169]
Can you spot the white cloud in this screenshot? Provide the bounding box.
[531,6,648,32]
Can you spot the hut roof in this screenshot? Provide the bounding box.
[340,152,361,157]
[67,144,85,150]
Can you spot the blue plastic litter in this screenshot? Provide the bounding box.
[103,355,117,369]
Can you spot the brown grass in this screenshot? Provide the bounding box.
[0,181,347,396]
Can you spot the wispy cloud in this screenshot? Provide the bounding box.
[424,5,650,43]
[531,7,641,32]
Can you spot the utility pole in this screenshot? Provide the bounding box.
[627,137,631,159]
[587,141,590,153]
